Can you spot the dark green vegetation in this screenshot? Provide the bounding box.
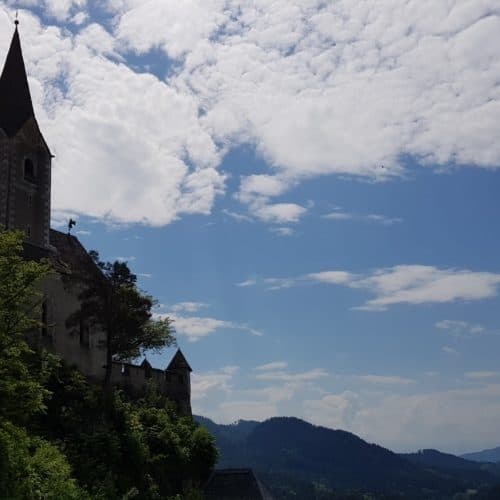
[0,228,217,499]
[196,416,500,499]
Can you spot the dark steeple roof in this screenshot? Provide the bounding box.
[0,24,36,136]
[166,349,192,372]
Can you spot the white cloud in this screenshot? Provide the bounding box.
[173,0,500,201]
[235,175,304,224]
[114,0,228,60]
[222,209,253,223]
[238,175,290,202]
[169,315,229,342]
[352,266,500,311]
[270,226,294,237]
[305,384,500,454]
[3,1,499,226]
[442,346,460,356]
[255,265,500,310]
[323,212,354,221]
[263,277,296,290]
[253,202,306,224]
[306,271,354,285]
[171,302,208,313]
[366,214,403,226]
[236,279,257,287]
[191,365,239,401]
[306,391,360,430]
[0,10,225,227]
[255,361,288,371]
[44,0,86,21]
[215,400,278,423]
[70,11,87,25]
[158,310,263,342]
[323,211,402,225]
[255,368,328,382]
[436,320,485,337]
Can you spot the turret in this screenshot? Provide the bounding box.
[165,349,192,416]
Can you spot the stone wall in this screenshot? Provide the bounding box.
[110,361,192,416]
[39,273,108,380]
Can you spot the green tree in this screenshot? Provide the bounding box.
[0,227,51,421]
[0,420,87,499]
[0,227,87,498]
[67,251,175,385]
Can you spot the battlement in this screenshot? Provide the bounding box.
[109,352,192,416]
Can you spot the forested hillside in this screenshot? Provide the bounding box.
[196,415,500,499]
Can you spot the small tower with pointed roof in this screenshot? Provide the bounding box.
[0,21,52,249]
[165,349,192,416]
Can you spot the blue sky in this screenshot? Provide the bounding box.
[1,0,500,454]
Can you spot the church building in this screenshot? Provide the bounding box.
[0,21,192,416]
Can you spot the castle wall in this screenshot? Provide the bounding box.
[110,361,192,416]
[40,273,107,380]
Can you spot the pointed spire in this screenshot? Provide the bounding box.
[166,349,192,372]
[0,23,35,136]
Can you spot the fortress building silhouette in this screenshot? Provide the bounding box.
[0,23,192,416]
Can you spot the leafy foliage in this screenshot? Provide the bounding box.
[0,420,86,499]
[0,228,217,498]
[0,227,52,422]
[66,251,175,384]
[34,362,217,498]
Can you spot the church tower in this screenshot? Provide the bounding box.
[0,21,52,250]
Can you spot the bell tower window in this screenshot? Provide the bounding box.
[24,158,36,182]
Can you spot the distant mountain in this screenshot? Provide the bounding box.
[462,446,500,463]
[195,415,500,499]
[401,449,497,482]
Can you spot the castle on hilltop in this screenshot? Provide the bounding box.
[0,22,192,416]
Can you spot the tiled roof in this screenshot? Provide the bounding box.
[48,229,102,279]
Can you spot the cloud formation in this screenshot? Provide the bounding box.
[241,265,500,310]
[170,302,208,313]
[305,383,500,453]
[255,361,288,371]
[1,1,499,225]
[255,368,328,382]
[351,266,500,311]
[436,320,485,337]
[156,302,263,342]
[323,211,402,226]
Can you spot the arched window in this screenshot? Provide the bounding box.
[24,158,35,181]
